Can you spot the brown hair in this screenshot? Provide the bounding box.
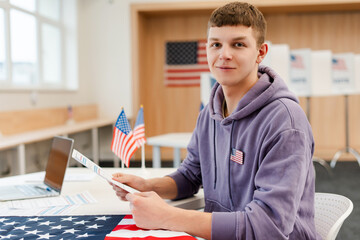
[208,2,267,47]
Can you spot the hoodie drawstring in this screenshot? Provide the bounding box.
[228,120,235,209]
[213,119,217,189]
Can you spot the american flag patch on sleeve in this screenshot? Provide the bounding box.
[230,148,244,165]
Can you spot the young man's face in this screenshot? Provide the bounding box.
[206,25,266,89]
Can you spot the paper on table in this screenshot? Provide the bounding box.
[6,191,97,209]
[71,149,139,194]
[0,191,96,216]
[24,171,96,182]
[0,204,79,216]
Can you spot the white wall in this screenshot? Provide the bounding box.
[78,0,133,118]
[77,0,209,118]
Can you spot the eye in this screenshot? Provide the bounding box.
[210,42,221,48]
[234,42,244,48]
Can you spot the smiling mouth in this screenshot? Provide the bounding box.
[216,66,236,70]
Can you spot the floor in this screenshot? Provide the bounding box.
[314,161,359,240]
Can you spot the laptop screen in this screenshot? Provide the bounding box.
[44,136,74,192]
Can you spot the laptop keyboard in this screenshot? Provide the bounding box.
[16,185,47,196]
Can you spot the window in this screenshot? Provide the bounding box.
[0,0,77,90]
[10,9,37,85]
[42,23,61,84]
[0,8,6,82]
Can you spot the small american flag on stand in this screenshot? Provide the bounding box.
[133,106,146,148]
[230,148,244,165]
[111,109,137,167]
[164,40,210,87]
[105,215,197,239]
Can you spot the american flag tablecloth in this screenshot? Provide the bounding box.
[0,214,197,239]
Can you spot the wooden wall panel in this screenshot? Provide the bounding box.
[265,12,360,52]
[137,14,210,160]
[140,14,209,135]
[133,3,360,161]
[310,96,346,159]
[0,104,98,135]
[349,95,360,152]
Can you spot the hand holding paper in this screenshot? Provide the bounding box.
[71,149,139,194]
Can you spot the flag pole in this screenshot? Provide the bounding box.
[141,144,145,169]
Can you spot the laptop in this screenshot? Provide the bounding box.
[0,136,74,201]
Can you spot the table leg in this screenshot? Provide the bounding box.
[152,146,161,168]
[17,144,26,175]
[92,127,99,165]
[173,148,181,168]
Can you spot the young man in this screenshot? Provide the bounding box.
[111,2,319,239]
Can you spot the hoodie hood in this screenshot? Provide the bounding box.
[209,65,299,125]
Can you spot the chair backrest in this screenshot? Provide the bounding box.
[314,192,353,240]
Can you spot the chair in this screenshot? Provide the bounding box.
[314,192,353,240]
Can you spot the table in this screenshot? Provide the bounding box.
[147,132,192,168]
[0,118,114,175]
[0,167,205,215]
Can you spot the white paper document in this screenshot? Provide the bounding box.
[71,149,139,194]
[0,204,79,216]
[0,191,96,216]
[24,171,96,182]
[6,191,97,209]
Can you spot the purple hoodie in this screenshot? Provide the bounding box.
[169,65,319,239]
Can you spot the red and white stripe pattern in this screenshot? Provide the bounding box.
[164,40,210,87]
[105,215,197,240]
[111,128,137,167]
[111,109,137,167]
[230,148,244,165]
[134,124,146,148]
[133,107,146,148]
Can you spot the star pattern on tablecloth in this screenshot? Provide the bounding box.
[0,215,124,239]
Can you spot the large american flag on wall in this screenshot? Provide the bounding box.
[164,40,210,87]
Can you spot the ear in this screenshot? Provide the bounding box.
[256,43,268,64]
